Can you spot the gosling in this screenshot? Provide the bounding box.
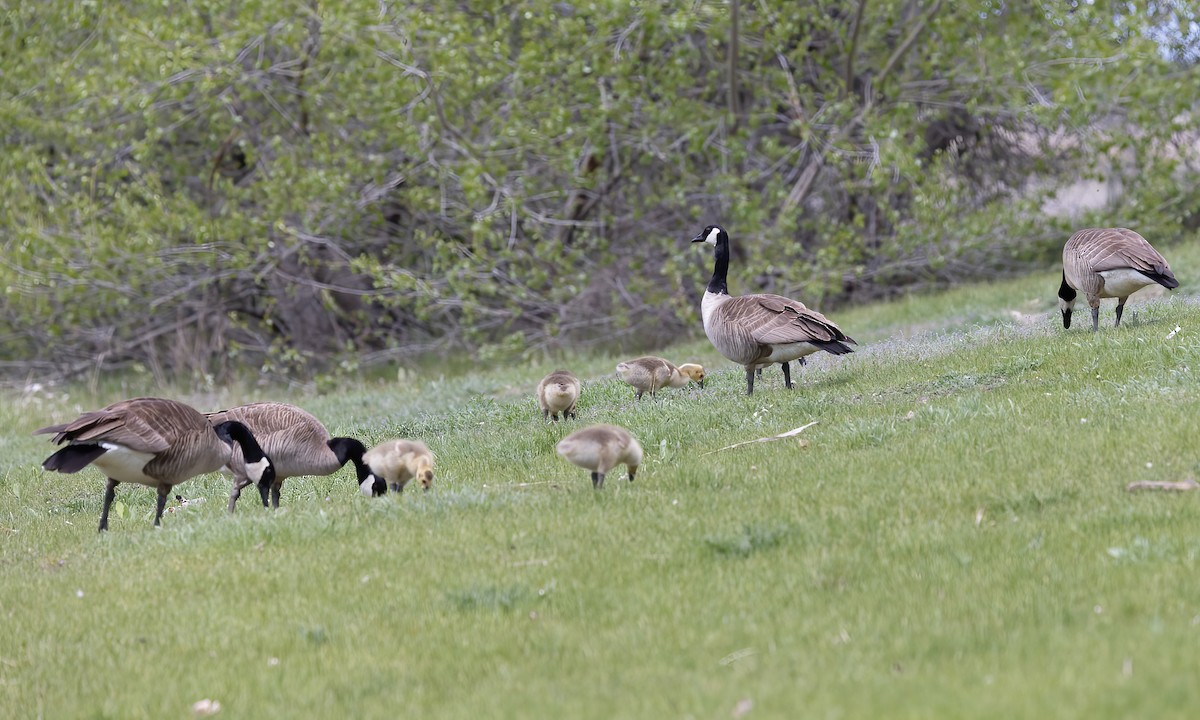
[555,424,643,489]
[360,439,435,495]
[537,369,582,421]
[615,356,706,400]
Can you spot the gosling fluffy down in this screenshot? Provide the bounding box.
[555,424,643,489]
[536,369,582,421]
[615,356,705,399]
[360,439,435,496]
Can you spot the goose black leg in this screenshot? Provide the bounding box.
[390,482,403,493]
[627,468,637,483]
[745,367,755,396]
[99,478,119,532]
[781,361,793,389]
[154,487,169,526]
[592,471,605,489]
[228,480,248,513]
[270,482,282,509]
[1090,306,1100,332]
[1115,298,1128,327]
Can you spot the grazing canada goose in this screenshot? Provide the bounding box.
[1059,227,1179,331]
[691,224,856,395]
[615,356,706,399]
[35,397,275,531]
[360,439,435,495]
[555,424,642,489]
[536,369,582,421]
[205,402,370,512]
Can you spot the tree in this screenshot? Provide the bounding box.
[1,1,1195,382]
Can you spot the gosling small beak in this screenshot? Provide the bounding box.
[698,379,705,389]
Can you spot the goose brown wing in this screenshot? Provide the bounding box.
[33,398,190,453]
[1074,228,1175,278]
[721,295,854,345]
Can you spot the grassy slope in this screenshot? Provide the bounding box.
[2,240,1200,719]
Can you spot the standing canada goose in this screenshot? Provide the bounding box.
[35,397,275,531]
[555,424,642,489]
[1059,227,1179,331]
[536,369,582,421]
[360,439,435,495]
[615,356,706,399]
[691,225,856,395]
[205,402,370,512]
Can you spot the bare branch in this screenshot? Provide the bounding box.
[844,0,869,98]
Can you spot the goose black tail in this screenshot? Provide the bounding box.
[1138,270,1179,289]
[812,340,855,355]
[42,444,107,473]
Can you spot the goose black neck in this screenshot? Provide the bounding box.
[328,437,367,469]
[707,236,730,296]
[1058,271,1076,301]
[215,420,269,463]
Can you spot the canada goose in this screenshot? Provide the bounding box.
[35,397,275,531]
[360,439,435,495]
[536,369,582,421]
[205,402,370,512]
[1059,227,1179,331]
[555,424,642,489]
[615,356,706,399]
[691,225,856,395]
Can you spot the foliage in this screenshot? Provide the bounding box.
[1,1,1197,380]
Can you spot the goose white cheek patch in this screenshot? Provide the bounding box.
[245,458,270,484]
[706,227,720,245]
[360,475,378,497]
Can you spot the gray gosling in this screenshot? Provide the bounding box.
[692,224,855,395]
[360,439,435,496]
[35,397,275,531]
[205,402,369,512]
[1058,227,1179,331]
[615,356,706,399]
[537,369,582,421]
[555,424,643,489]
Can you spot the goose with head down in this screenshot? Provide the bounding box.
[36,397,275,531]
[1059,227,1178,332]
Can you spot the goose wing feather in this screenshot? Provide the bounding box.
[719,295,855,346]
[1071,228,1174,278]
[206,402,336,477]
[34,397,193,453]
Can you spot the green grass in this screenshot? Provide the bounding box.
[3,241,1200,718]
